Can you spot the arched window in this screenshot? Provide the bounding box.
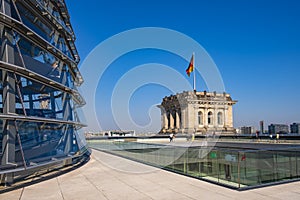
[208,111,213,125]
[198,111,203,125]
[217,112,223,125]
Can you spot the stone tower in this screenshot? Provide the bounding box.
[158,91,237,135]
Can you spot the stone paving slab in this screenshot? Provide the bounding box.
[1,149,300,200]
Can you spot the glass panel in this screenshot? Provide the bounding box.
[15,2,73,59]
[17,35,74,86]
[16,3,52,41]
[87,140,300,189]
[0,120,82,168]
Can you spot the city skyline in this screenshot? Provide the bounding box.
[66,0,300,132]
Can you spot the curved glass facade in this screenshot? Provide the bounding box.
[0,0,87,186]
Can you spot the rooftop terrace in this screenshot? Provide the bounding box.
[1,149,300,200]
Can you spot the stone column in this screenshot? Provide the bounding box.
[181,108,186,132]
[227,106,233,128]
[176,110,180,129]
[214,108,217,127]
[224,106,228,127]
[186,104,195,133]
[163,109,168,130]
[158,105,169,132]
[204,107,208,126]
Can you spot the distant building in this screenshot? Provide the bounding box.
[158,91,237,135]
[268,124,289,134]
[109,130,136,137]
[85,130,136,137]
[240,126,255,134]
[290,123,300,134]
[235,128,241,134]
[260,121,264,134]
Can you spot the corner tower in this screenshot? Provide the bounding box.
[158,91,237,135]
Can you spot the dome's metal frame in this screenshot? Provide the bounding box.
[0,0,88,186]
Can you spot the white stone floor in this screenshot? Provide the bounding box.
[1,149,300,200]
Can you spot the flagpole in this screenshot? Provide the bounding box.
[193,52,196,91]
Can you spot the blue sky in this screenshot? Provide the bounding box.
[67,0,300,132]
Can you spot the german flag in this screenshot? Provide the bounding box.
[241,154,246,161]
[186,54,194,77]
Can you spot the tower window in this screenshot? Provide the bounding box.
[208,111,213,125]
[198,111,203,125]
[217,112,223,125]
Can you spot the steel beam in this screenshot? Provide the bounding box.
[1,0,16,185]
